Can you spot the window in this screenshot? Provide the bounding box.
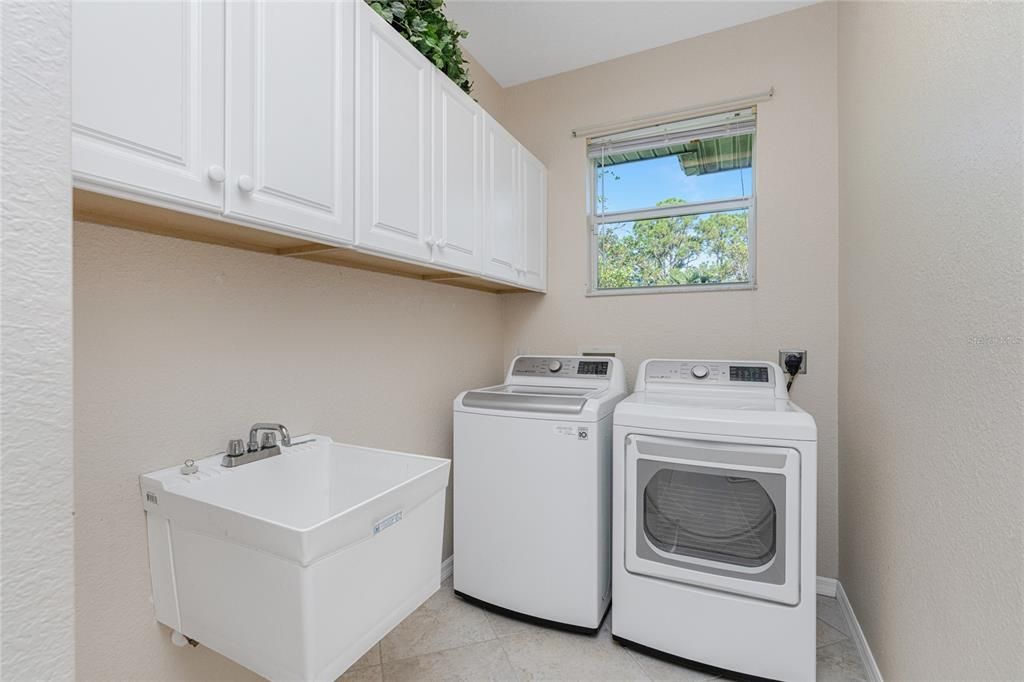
[588,108,756,294]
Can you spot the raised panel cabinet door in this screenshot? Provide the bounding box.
[431,74,483,274]
[482,114,521,282]
[72,0,225,210]
[355,2,432,261]
[520,147,548,291]
[225,0,354,244]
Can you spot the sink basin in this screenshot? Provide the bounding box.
[140,435,450,681]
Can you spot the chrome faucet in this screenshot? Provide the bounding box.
[221,423,292,468]
[247,423,292,451]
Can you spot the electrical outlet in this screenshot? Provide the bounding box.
[779,350,807,374]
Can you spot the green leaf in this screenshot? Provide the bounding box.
[363,0,472,95]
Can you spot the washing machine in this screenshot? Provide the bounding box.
[454,355,627,632]
[612,359,817,681]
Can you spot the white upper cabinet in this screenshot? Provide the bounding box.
[520,146,548,291]
[72,0,546,291]
[431,74,483,274]
[225,0,354,244]
[355,2,433,261]
[72,0,225,211]
[482,114,521,282]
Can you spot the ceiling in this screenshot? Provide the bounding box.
[446,1,819,87]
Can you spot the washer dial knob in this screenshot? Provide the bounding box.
[548,360,562,373]
[691,365,710,379]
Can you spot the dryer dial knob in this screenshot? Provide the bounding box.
[548,360,562,373]
[691,365,710,379]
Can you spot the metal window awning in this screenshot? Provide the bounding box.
[594,133,753,175]
[586,106,756,175]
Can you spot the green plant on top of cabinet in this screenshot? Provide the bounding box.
[364,0,473,95]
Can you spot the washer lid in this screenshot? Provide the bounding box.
[614,391,817,442]
[461,384,600,415]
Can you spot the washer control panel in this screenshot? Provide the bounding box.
[512,356,612,377]
[644,360,776,387]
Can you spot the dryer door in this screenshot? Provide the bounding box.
[624,434,801,605]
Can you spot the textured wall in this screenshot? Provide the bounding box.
[73,222,504,680]
[838,2,1024,679]
[0,1,76,680]
[497,3,841,576]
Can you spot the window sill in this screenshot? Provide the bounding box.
[585,281,756,297]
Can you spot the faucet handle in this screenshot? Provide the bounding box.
[226,439,246,457]
[260,432,278,449]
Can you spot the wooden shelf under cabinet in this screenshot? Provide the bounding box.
[73,190,529,295]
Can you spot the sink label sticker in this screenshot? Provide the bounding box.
[373,510,403,536]
[554,425,590,440]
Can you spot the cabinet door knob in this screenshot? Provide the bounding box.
[237,175,255,193]
[207,165,226,183]
[425,237,436,247]
[437,239,447,249]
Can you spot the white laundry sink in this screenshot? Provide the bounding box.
[140,435,450,681]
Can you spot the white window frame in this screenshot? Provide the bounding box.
[586,110,758,297]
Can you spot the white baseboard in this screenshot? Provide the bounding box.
[440,554,454,582]
[816,576,838,597]
[836,580,883,682]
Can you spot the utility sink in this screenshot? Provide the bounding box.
[140,435,450,681]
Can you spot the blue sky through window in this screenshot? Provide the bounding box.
[597,156,752,214]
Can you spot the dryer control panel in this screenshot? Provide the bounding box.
[643,360,778,388]
[512,356,612,378]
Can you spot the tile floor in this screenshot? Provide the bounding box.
[340,580,870,681]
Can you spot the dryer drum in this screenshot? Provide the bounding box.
[642,469,777,568]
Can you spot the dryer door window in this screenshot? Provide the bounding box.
[624,434,801,604]
[643,469,776,568]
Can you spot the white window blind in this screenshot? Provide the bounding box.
[587,108,756,160]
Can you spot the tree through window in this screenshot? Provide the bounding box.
[588,108,755,293]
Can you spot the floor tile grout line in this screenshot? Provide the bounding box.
[380,631,502,668]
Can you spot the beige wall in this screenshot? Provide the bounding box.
[465,50,506,121]
[73,222,504,680]
[496,3,841,576]
[837,2,1024,679]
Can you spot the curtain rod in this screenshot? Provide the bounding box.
[571,86,775,139]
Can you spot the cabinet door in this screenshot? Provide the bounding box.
[72,0,225,211]
[482,115,521,282]
[225,0,354,243]
[431,74,483,274]
[355,3,432,261]
[520,147,548,291]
